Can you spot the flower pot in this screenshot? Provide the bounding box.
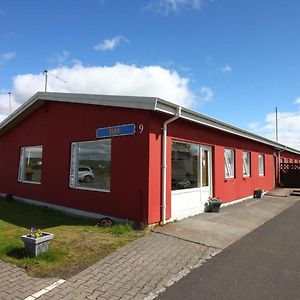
[21,232,54,256]
[253,190,263,198]
[205,200,222,213]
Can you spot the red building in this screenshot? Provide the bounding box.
[0,92,299,225]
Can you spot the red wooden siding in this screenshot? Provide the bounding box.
[0,101,151,223]
[1,100,300,224]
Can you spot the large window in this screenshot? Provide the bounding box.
[224,149,235,178]
[172,141,200,190]
[258,154,265,176]
[243,151,251,177]
[18,146,43,183]
[69,139,111,191]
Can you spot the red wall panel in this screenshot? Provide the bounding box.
[1,101,300,225]
[0,101,151,223]
[148,114,300,221]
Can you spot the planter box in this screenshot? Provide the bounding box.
[253,190,263,198]
[21,232,54,256]
[205,200,222,213]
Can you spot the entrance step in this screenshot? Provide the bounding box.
[264,188,292,197]
[290,190,300,196]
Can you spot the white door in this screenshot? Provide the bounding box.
[171,143,212,221]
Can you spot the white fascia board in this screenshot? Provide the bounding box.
[1,91,300,156]
[0,92,158,134]
[0,93,41,132]
[37,92,158,110]
[154,99,300,155]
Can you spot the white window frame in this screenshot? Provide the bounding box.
[242,151,251,177]
[69,139,111,192]
[258,154,265,176]
[224,148,235,178]
[18,145,43,184]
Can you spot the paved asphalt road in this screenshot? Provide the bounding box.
[157,199,300,300]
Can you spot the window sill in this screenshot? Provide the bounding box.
[18,180,41,185]
[225,177,235,181]
[69,186,110,193]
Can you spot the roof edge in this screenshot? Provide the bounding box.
[0,91,299,155]
[154,98,300,155]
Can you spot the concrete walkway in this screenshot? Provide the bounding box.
[1,194,298,300]
[265,187,292,197]
[158,197,300,299]
[153,195,298,249]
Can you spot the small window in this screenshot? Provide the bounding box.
[258,154,265,176]
[224,149,235,178]
[69,139,111,192]
[243,151,251,177]
[18,146,43,183]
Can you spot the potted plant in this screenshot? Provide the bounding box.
[253,188,263,198]
[21,227,54,256]
[204,197,222,213]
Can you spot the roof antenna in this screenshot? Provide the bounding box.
[8,92,11,113]
[44,70,67,92]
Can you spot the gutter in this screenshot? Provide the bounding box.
[161,106,181,225]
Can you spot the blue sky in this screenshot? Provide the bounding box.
[1,0,300,148]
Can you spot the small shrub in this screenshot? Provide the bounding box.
[96,217,113,227]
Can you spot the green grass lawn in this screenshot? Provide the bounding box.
[0,198,145,279]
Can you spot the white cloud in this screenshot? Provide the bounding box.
[1,51,16,61]
[94,36,128,51]
[146,0,204,15]
[0,92,17,118]
[248,121,260,129]
[248,105,300,150]
[294,97,300,104]
[50,50,69,66]
[221,65,232,75]
[199,86,214,102]
[0,63,196,122]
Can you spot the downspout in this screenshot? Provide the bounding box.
[161,106,182,225]
[278,147,286,186]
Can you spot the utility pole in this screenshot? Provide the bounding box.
[8,92,11,113]
[275,106,278,142]
[44,70,48,92]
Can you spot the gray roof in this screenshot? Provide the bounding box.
[1,91,299,155]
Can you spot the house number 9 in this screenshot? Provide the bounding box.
[139,124,144,133]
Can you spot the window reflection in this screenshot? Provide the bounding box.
[19,146,43,183]
[70,140,111,191]
[172,142,200,190]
